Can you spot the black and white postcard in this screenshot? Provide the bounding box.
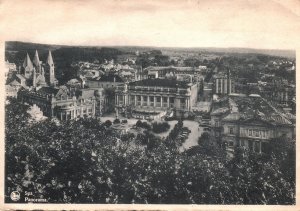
[1,0,299,210]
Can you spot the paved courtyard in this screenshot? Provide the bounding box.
[179,120,204,152]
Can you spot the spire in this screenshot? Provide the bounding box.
[23,53,33,69]
[46,50,54,66]
[33,50,40,67]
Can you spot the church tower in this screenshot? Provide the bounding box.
[45,50,56,86]
[32,50,41,73]
[22,53,34,79]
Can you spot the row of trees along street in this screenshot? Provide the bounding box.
[5,97,295,204]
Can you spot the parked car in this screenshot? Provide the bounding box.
[182,127,191,133]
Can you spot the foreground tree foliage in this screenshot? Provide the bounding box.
[5,98,295,204]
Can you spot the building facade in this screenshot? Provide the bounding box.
[222,113,294,153]
[86,74,124,89]
[213,74,235,95]
[210,94,295,153]
[144,66,203,82]
[18,87,96,121]
[85,74,125,113]
[115,78,199,119]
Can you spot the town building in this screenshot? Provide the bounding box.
[6,50,58,98]
[144,66,203,82]
[85,74,125,113]
[213,72,235,95]
[18,86,97,121]
[85,74,124,89]
[6,85,19,97]
[115,78,199,119]
[210,94,295,153]
[210,96,231,144]
[259,80,295,110]
[5,60,17,77]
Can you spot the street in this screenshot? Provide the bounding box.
[179,120,204,152]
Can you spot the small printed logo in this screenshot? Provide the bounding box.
[10,191,20,202]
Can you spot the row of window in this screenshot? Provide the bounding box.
[130,96,176,103]
[227,127,269,138]
[214,121,221,127]
[248,129,268,138]
[135,102,175,107]
[130,87,177,92]
[57,108,94,120]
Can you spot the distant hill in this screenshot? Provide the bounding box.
[108,46,295,58]
[157,47,295,58]
[5,41,296,60]
[5,41,123,65]
[5,41,62,52]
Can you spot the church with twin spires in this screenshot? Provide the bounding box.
[21,50,58,87]
[17,50,98,121]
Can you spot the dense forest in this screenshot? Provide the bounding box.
[5,97,295,204]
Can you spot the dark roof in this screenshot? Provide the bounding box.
[225,96,293,126]
[89,75,124,82]
[37,87,60,95]
[129,78,190,88]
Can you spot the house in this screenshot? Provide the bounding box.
[210,94,295,153]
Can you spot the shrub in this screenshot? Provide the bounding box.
[113,118,120,124]
[152,122,170,133]
[103,120,112,127]
[141,121,151,130]
[121,119,128,124]
[136,120,143,127]
[198,132,210,145]
[136,120,151,130]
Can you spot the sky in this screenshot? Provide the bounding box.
[1,0,300,49]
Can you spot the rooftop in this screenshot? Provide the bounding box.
[129,78,191,88]
[88,74,124,82]
[37,87,60,96]
[144,66,195,71]
[211,107,229,115]
[223,95,293,126]
[9,80,21,86]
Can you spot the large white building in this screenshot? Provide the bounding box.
[115,78,199,119]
